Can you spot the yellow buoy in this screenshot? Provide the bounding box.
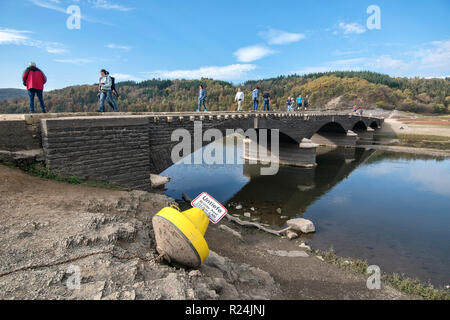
[152,206,209,268]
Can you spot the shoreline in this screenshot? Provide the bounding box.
[358,144,450,157]
[0,164,448,299]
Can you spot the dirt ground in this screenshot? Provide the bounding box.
[0,165,412,300]
[381,112,450,138]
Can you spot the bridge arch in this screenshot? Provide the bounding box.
[369,121,379,129]
[315,122,347,135]
[352,121,368,131]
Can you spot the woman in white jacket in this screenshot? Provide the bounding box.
[97,69,119,112]
[234,88,245,111]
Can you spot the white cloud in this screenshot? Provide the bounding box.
[44,46,68,54]
[111,73,144,81]
[294,55,414,76]
[106,43,131,51]
[338,22,366,34]
[0,27,68,54]
[415,40,450,70]
[54,58,92,64]
[30,0,66,13]
[0,28,31,44]
[259,28,305,45]
[367,55,409,71]
[233,45,276,63]
[144,64,256,81]
[333,49,365,56]
[90,0,134,11]
[294,66,333,74]
[294,58,366,75]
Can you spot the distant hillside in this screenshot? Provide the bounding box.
[0,88,28,102]
[0,71,449,114]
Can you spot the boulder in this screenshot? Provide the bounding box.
[286,218,315,233]
[150,174,170,188]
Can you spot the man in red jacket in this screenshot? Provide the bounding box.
[22,62,47,113]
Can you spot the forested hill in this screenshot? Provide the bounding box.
[0,88,28,102]
[0,71,449,114]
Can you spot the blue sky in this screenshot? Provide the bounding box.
[0,0,449,90]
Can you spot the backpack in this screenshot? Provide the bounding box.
[111,77,116,91]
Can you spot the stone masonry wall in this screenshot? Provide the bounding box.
[41,116,151,190]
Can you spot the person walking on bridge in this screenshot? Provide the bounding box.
[234,87,244,111]
[97,69,119,112]
[252,87,260,111]
[98,71,119,111]
[286,96,293,112]
[297,95,303,111]
[197,85,207,112]
[304,95,309,111]
[263,91,270,111]
[22,62,47,113]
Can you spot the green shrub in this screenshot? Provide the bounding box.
[433,103,447,114]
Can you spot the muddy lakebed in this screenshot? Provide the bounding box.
[162,138,450,288]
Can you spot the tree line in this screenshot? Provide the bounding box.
[1,71,449,114]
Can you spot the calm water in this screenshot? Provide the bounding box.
[162,138,450,287]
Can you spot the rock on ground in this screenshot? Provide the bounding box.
[286,218,316,233]
[150,174,170,188]
[267,250,309,258]
[286,230,298,240]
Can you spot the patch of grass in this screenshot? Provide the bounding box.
[383,274,449,300]
[314,248,369,275]
[17,162,125,190]
[374,133,450,150]
[314,247,450,300]
[83,180,124,190]
[67,175,82,184]
[395,134,450,150]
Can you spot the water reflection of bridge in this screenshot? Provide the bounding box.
[230,146,375,222]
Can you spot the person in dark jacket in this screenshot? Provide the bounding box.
[22,62,47,113]
[263,91,270,111]
[304,95,309,110]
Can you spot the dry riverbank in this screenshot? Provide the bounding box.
[366,112,450,157]
[0,164,413,300]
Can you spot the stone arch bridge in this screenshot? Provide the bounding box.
[0,112,383,190]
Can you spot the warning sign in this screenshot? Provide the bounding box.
[191,192,228,224]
